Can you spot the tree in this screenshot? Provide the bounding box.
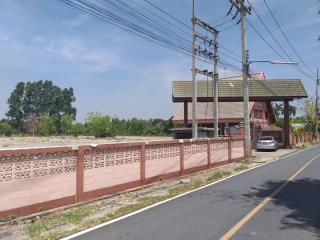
[109,117,127,135]
[71,123,85,137]
[25,113,38,136]
[86,112,111,138]
[273,103,296,118]
[273,103,283,119]
[6,80,76,134]
[61,115,74,135]
[38,114,57,136]
[0,121,14,136]
[6,82,25,133]
[304,100,316,132]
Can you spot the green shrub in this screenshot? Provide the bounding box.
[0,122,14,136]
[61,115,74,135]
[38,114,57,136]
[71,123,85,137]
[86,112,110,138]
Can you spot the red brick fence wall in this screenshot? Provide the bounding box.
[290,132,318,146]
[0,137,244,218]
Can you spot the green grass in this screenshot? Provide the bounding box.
[0,214,18,223]
[107,196,169,219]
[24,205,98,240]
[233,164,249,172]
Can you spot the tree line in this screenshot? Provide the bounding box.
[0,81,173,137]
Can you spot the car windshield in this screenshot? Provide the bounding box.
[259,137,273,141]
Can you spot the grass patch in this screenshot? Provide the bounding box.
[24,205,98,240]
[107,196,168,219]
[233,164,249,172]
[207,170,232,182]
[0,214,18,223]
[296,141,320,149]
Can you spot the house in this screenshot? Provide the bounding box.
[172,73,285,146]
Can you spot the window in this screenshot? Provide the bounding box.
[254,110,263,119]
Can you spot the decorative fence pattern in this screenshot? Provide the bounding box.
[0,137,244,218]
[290,133,316,146]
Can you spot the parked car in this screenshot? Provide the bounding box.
[256,136,278,151]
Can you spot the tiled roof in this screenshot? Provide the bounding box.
[172,79,307,101]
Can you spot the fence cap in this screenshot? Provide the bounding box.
[71,146,79,150]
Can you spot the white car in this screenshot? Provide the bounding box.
[256,136,278,151]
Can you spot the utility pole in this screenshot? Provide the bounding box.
[191,0,197,139]
[315,68,319,141]
[231,0,251,160]
[213,33,219,138]
[191,0,218,139]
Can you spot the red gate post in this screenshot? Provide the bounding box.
[228,138,232,163]
[180,140,185,176]
[207,139,211,169]
[75,146,85,202]
[140,142,146,185]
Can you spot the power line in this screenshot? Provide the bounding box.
[129,0,191,38]
[220,45,242,59]
[246,0,315,81]
[263,0,315,75]
[142,0,191,30]
[59,0,244,78]
[60,0,194,58]
[219,22,238,32]
[245,13,315,80]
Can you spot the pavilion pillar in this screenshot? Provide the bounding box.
[284,100,290,148]
[184,101,188,127]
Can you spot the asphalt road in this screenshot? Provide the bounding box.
[70,146,320,240]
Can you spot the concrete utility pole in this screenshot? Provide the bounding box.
[315,68,319,141]
[213,32,219,138]
[231,0,251,160]
[191,0,197,139]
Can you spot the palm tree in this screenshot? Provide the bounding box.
[273,103,296,119]
[273,103,283,119]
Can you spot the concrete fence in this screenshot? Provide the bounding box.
[0,137,244,218]
[290,132,317,146]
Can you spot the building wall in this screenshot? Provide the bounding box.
[250,102,272,127]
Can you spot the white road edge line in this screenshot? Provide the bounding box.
[61,145,319,240]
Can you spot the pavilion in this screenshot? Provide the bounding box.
[172,78,308,148]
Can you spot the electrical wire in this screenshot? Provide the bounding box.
[246,0,315,81]
[263,0,315,75]
[59,0,244,76]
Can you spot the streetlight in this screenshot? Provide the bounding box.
[249,60,298,65]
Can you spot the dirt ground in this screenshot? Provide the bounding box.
[0,136,172,150]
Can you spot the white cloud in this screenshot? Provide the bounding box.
[0,31,122,72]
[44,38,121,71]
[286,6,320,30]
[61,15,89,27]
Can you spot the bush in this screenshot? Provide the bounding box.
[71,123,85,137]
[0,122,14,136]
[38,114,57,136]
[61,115,74,135]
[86,112,110,138]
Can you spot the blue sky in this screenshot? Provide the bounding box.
[0,0,319,121]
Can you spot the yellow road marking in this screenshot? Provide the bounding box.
[219,153,320,240]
